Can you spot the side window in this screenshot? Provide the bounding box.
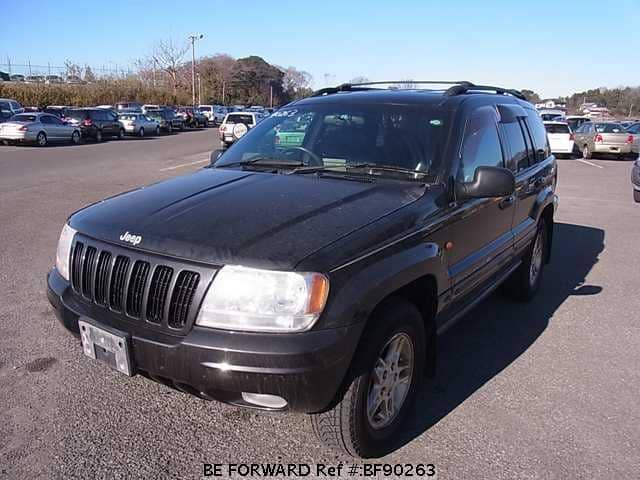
[524,114,550,162]
[459,106,504,183]
[41,115,53,124]
[502,121,528,173]
[48,115,63,125]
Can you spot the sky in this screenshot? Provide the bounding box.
[2,0,639,98]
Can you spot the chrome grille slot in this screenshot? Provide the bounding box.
[168,271,200,328]
[109,255,130,311]
[126,261,150,318]
[146,266,173,324]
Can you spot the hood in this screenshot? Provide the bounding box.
[70,168,426,270]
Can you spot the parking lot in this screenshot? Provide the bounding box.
[1,129,639,478]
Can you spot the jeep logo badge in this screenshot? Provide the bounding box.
[119,231,142,246]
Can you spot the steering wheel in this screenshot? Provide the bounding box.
[285,146,323,166]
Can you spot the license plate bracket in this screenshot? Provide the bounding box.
[78,319,134,376]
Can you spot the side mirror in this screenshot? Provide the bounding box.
[209,149,224,166]
[456,166,515,200]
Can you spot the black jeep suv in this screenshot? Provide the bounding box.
[47,81,557,458]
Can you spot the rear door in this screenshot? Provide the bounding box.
[511,111,555,256]
[447,105,516,301]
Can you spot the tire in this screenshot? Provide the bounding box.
[582,145,592,159]
[95,130,103,142]
[71,131,80,144]
[634,189,640,203]
[155,126,160,136]
[118,128,125,139]
[36,131,47,147]
[502,220,548,302]
[179,124,184,131]
[310,299,426,458]
[167,124,172,134]
[138,127,145,137]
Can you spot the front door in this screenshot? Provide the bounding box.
[447,105,515,302]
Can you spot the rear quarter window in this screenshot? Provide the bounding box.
[525,113,551,162]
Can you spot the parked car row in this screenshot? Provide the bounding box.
[0,73,87,84]
[0,98,217,146]
[542,117,638,160]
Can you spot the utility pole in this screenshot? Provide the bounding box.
[629,104,634,119]
[28,60,32,75]
[48,62,51,75]
[222,79,226,105]
[6,56,11,75]
[188,34,204,106]
[152,57,157,88]
[269,84,273,108]
[197,73,202,105]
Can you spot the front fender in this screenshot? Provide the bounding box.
[318,239,448,330]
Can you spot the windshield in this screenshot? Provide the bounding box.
[119,114,138,120]
[216,103,448,176]
[595,123,625,133]
[545,123,570,134]
[225,113,254,124]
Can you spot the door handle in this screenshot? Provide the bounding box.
[529,178,544,188]
[499,195,515,209]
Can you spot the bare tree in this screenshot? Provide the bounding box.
[395,79,417,89]
[151,39,189,92]
[64,60,83,79]
[84,65,96,83]
[349,76,370,84]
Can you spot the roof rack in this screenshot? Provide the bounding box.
[311,80,527,101]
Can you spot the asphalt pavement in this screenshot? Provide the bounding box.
[1,130,639,479]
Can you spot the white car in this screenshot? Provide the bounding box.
[218,111,261,147]
[199,105,227,124]
[544,121,574,157]
[118,113,160,137]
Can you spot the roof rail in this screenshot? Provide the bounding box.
[445,83,527,101]
[312,80,474,97]
[311,80,527,101]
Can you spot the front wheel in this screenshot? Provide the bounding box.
[118,128,125,139]
[155,126,160,136]
[634,190,640,203]
[95,130,103,142]
[310,299,425,458]
[502,221,548,301]
[71,131,81,144]
[582,145,592,159]
[138,127,145,137]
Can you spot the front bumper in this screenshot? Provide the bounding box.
[47,268,362,412]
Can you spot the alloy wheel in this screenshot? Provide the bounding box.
[366,332,414,430]
[530,229,544,286]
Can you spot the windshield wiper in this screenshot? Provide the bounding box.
[290,162,428,178]
[216,156,304,169]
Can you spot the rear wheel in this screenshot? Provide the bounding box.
[95,130,103,142]
[71,131,80,144]
[502,220,548,301]
[310,299,425,458]
[138,127,145,137]
[582,145,592,159]
[36,132,47,147]
[118,128,125,139]
[167,124,172,134]
[155,126,160,136]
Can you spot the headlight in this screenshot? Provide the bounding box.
[196,265,329,333]
[55,223,77,281]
